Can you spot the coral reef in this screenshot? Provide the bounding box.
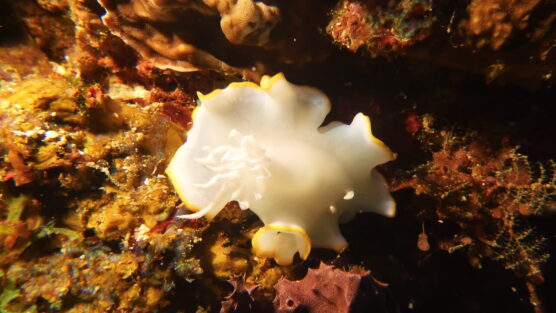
[393,117,554,311]
[325,0,554,84]
[273,262,390,313]
[0,31,208,311]
[463,0,542,50]
[1,0,554,312]
[0,72,188,236]
[327,0,434,56]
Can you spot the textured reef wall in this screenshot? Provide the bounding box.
[0,0,554,313]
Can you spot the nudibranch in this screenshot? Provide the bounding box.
[166,73,396,265]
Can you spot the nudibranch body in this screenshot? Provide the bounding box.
[166,74,396,265]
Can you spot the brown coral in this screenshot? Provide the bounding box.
[464,0,542,50]
[203,0,280,46]
[327,0,434,56]
[97,0,279,77]
[273,262,390,313]
[93,0,334,79]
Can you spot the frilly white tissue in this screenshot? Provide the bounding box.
[166,73,396,265]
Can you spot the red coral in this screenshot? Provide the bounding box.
[273,262,390,313]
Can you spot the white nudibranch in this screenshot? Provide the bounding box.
[166,73,396,265]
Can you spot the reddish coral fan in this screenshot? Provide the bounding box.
[273,262,390,313]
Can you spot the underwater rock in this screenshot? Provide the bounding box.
[273,262,390,313]
[134,223,203,279]
[210,230,250,279]
[5,243,173,312]
[166,73,396,265]
[0,26,52,86]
